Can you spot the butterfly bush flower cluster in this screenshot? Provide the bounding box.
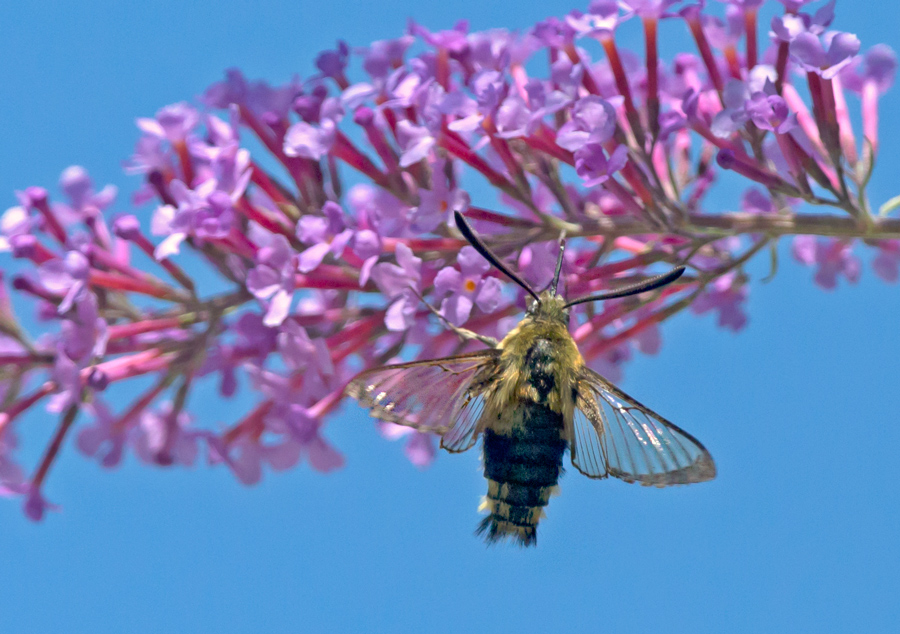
[1,0,898,520]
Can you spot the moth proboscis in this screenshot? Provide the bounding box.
[345,211,715,547]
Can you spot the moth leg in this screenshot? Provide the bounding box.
[410,289,499,348]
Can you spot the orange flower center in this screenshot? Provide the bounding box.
[464,278,478,293]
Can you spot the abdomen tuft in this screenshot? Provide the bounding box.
[478,402,565,547]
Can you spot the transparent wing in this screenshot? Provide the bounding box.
[345,350,500,454]
[570,394,609,479]
[572,368,716,487]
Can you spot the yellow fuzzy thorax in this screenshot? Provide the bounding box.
[489,292,584,418]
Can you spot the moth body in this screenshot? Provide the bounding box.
[345,212,716,548]
[477,293,577,545]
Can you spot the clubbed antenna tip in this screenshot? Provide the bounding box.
[564,266,685,308]
[454,211,540,303]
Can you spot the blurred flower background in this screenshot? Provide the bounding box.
[2,1,899,632]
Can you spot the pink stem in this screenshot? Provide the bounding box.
[0,382,56,438]
[600,34,646,147]
[862,81,880,155]
[174,140,195,187]
[643,17,660,138]
[744,8,758,71]
[331,131,392,189]
[685,12,724,96]
[831,75,858,166]
[782,83,828,159]
[88,270,182,301]
[31,404,79,489]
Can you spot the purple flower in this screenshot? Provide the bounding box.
[872,241,900,283]
[284,119,336,160]
[246,235,297,327]
[76,399,126,468]
[395,120,436,167]
[346,183,410,238]
[634,321,661,355]
[151,179,238,258]
[190,137,253,201]
[47,350,82,414]
[792,236,861,289]
[38,250,90,313]
[57,166,117,223]
[123,137,175,206]
[741,188,777,214]
[704,6,745,51]
[197,344,239,397]
[233,312,278,359]
[513,80,572,135]
[770,2,834,43]
[433,246,504,326]
[791,31,861,79]
[204,69,301,121]
[0,205,36,252]
[574,144,628,186]
[412,164,470,232]
[712,77,796,137]
[372,243,422,331]
[841,44,898,94]
[277,405,345,473]
[690,272,748,331]
[241,369,345,476]
[744,91,797,133]
[361,36,415,80]
[713,0,763,7]
[621,0,683,18]
[408,18,470,54]
[136,102,201,145]
[469,69,508,115]
[277,320,335,378]
[59,293,108,362]
[218,433,316,486]
[566,1,633,38]
[377,422,437,468]
[132,404,199,467]
[587,342,631,384]
[518,241,559,290]
[22,484,59,522]
[295,202,354,272]
[316,41,350,81]
[777,0,818,10]
[0,426,24,494]
[556,96,618,152]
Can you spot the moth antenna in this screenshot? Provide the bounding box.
[549,231,567,296]
[454,211,541,303]
[564,266,685,308]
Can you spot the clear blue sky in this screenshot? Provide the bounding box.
[1,1,899,632]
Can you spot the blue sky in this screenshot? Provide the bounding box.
[1,1,899,632]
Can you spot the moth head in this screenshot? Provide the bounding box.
[452,211,685,321]
[529,291,569,323]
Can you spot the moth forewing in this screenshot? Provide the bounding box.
[344,350,501,438]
